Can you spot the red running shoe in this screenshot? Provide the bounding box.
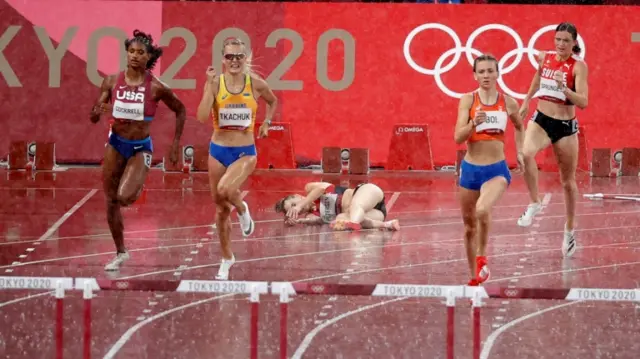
[476,256,490,283]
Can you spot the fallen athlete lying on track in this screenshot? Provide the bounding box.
[274,182,400,231]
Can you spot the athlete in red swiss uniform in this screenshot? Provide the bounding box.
[517,23,588,258]
[90,30,186,271]
[274,182,399,231]
[454,54,524,286]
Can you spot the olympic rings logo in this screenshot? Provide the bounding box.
[504,289,519,297]
[403,23,586,99]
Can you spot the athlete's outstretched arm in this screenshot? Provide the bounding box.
[453,93,475,144]
[253,77,278,122]
[524,51,545,101]
[253,76,278,138]
[298,182,334,207]
[157,82,186,145]
[89,76,114,123]
[196,68,219,123]
[562,61,588,109]
[286,182,333,220]
[505,95,524,153]
[286,214,324,226]
[518,51,545,118]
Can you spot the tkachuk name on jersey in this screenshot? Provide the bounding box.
[116,90,145,102]
[220,112,251,122]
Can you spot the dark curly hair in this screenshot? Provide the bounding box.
[124,29,163,70]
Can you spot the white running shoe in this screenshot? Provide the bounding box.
[562,223,577,257]
[215,254,236,280]
[104,251,130,271]
[517,202,543,227]
[237,201,254,237]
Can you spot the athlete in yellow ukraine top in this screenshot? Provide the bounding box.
[196,37,278,281]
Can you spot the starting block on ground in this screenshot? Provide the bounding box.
[589,148,613,177]
[620,148,640,176]
[34,142,55,171]
[348,148,369,175]
[192,145,208,172]
[322,147,342,174]
[8,141,56,171]
[8,141,28,170]
[163,146,189,173]
[321,147,370,175]
[254,122,296,169]
[163,145,208,173]
[385,124,433,171]
[591,147,640,177]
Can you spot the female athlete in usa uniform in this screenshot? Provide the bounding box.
[196,38,278,280]
[516,23,588,258]
[274,182,400,231]
[90,30,186,271]
[454,54,524,286]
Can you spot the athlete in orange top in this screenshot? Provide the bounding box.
[196,38,278,280]
[454,54,524,286]
[516,23,588,258]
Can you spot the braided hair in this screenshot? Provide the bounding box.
[124,29,163,70]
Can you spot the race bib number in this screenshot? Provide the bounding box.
[319,193,338,223]
[536,76,567,102]
[143,152,152,169]
[219,107,252,130]
[476,110,507,133]
[112,100,145,121]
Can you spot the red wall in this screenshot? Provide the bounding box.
[1,1,638,167]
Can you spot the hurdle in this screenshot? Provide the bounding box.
[2,276,639,359]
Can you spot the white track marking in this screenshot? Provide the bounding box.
[0,291,53,307]
[102,293,233,359]
[119,224,640,280]
[291,297,407,359]
[2,207,637,245]
[0,219,283,245]
[385,192,401,213]
[392,200,592,215]
[39,189,97,241]
[479,301,582,359]
[3,221,637,275]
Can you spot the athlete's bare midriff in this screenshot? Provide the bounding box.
[211,130,255,147]
[111,120,151,141]
[465,140,505,166]
[537,99,576,120]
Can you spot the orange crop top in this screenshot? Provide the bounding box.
[468,91,509,143]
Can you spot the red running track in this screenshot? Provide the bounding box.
[0,168,639,358]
